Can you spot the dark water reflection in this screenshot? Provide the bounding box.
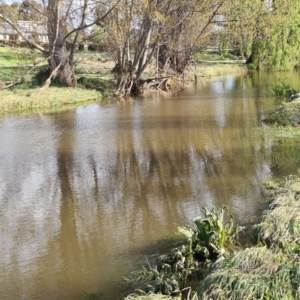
[1,71,300,299]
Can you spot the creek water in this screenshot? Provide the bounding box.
[1,70,300,300]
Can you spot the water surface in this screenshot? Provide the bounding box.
[1,71,300,299]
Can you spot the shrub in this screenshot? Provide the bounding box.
[263,100,300,126]
[179,206,242,260]
[271,79,297,98]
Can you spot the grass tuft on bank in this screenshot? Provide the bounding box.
[264,98,300,127]
[198,247,299,300]
[257,175,300,253]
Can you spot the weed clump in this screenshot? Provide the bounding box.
[263,99,300,127]
[271,79,297,98]
[124,207,242,299]
[256,175,300,253]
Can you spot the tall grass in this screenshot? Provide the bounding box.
[197,247,300,300]
[256,175,300,253]
[125,292,180,300]
[196,174,300,299]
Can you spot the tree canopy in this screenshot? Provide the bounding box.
[225,0,300,69]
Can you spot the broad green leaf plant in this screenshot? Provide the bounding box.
[179,206,242,260]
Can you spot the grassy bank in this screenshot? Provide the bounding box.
[264,98,300,127]
[0,45,43,83]
[262,78,300,137]
[0,87,103,113]
[188,61,247,79]
[122,174,300,300]
[0,46,114,113]
[0,45,248,114]
[263,97,300,138]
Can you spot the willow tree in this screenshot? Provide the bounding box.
[101,0,226,96]
[157,1,225,75]
[250,0,300,70]
[0,0,118,86]
[225,0,300,70]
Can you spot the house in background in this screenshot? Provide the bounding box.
[0,20,48,43]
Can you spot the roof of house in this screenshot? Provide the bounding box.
[0,21,47,36]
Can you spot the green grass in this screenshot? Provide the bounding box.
[125,292,179,300]
[122,174,300,300]
[256,175,300,252]
[0,46,114,113]
[265,126,300,138]
[0,87,103,113]
[198,247,299,300]
[196,174,300,299]
[0,45,44,82]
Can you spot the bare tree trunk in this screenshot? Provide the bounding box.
[47,0,76,86]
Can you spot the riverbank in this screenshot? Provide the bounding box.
[123,174,300,300]
[0,62,247,113]
[0,87,104,113]
[263,94,300,138]
[0,46,248,114]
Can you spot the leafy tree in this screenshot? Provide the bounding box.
[225,0,300,70]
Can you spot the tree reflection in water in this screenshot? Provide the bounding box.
[0,72,300,299]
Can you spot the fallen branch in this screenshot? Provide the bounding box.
[141,76,171,84]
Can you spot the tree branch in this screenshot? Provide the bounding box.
[0,13,45,53]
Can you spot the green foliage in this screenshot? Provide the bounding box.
[263,99,300,127]
[199,52,240,61]
[124,207,241,298]
[250,5,300,71]
[77,77,113,92]
[179,207,242,260]
[271,79,297,98]
[197,247,300,300]
[89,26,107,44]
